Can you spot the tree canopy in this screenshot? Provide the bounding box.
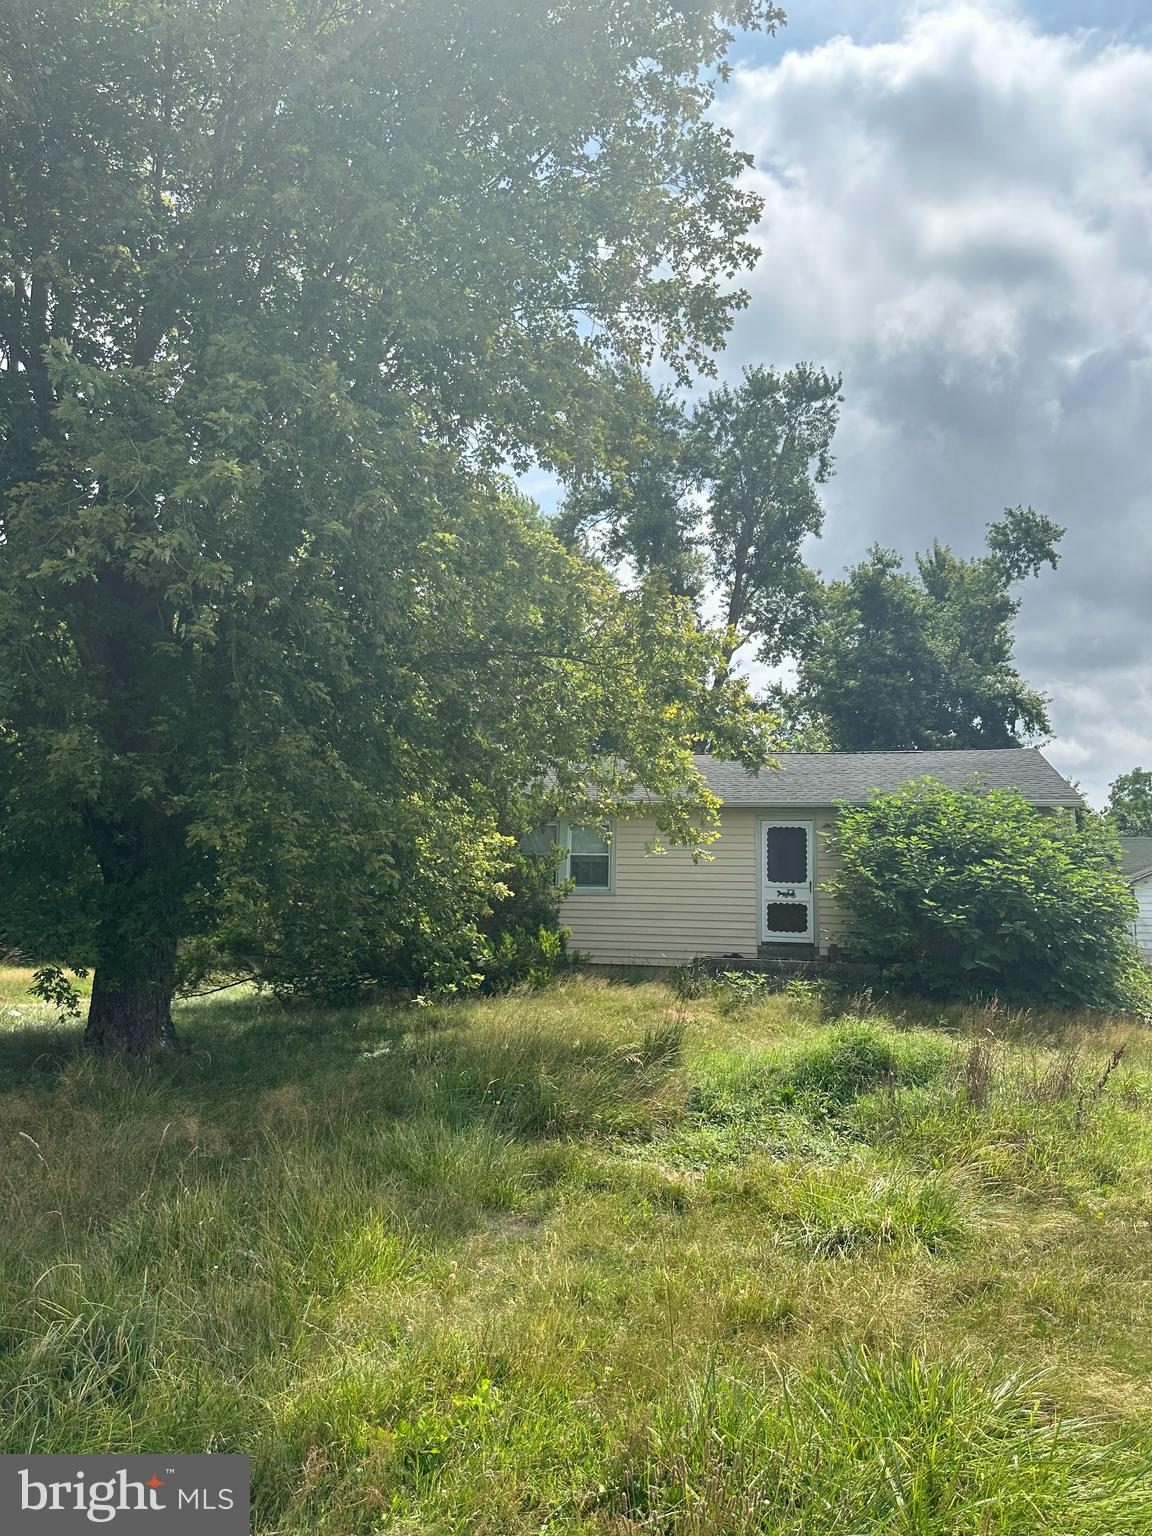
[0,0,781,1050]
[558,363,843,672]
[558,374,1059,751]
[1107,769,1152,837]
[775,508,1064,751]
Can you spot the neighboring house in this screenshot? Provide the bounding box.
[556,749,1084,967]
[1118,836,1152,959]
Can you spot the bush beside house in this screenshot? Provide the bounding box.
[829,779,1150,1010]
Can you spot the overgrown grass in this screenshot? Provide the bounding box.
[2,967,1152,1532]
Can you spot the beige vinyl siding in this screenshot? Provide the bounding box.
[562,809,757,965]
[561,806,852,965]
[1134,881,1152,959]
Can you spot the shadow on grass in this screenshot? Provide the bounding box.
[0,987,686,1143]
[0,983,696,1457]
[848,989,1141,1046]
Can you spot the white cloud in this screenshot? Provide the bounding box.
[713,2,1152,804]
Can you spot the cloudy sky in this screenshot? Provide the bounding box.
[707,0,1152,805]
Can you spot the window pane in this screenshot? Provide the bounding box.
[571,855,611,888]
[569,825,609,856]
[765,826,808,883]
[521,823,559,858]
[764,901,808,934]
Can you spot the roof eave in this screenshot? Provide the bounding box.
[714,796,1084,810]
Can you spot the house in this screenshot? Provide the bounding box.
[1119,836,1152,959]
[555,748,1084,967]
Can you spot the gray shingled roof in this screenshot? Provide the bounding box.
[1118,836,1152,882]
[696,748,1084,808]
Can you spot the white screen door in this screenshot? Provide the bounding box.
[760,820,814,943]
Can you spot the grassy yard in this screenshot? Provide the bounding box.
[2,965,1152,1533]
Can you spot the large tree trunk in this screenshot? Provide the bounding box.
[86,934,178,1055]
[84,814,183,1055]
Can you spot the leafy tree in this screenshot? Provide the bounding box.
[557,374,706,601]
[779,508,1064,750]
[559,363,843,672]
[1107,769,1152,837]
[691,363,843,674]
[0,0,781,1052]
[830,780,1146,1010]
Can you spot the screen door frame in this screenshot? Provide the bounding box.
[758,818,815,944]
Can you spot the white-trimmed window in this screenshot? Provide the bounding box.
[521,820,614,892]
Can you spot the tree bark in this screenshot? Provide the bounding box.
[86,937,179,1055]
[83,814,183,1055]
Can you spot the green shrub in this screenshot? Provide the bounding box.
[708,970,846,1007]
[673,967,846,1010]
[714,968,776,1003]
[479,851,573,991]
[830,780,1148,1010]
